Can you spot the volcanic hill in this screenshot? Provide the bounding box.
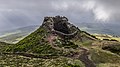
[0,16,120,67]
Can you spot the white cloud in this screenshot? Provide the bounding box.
[50,0,114,22]
[93,6,110,21]
[80,0,111,22]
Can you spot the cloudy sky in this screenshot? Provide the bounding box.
[0,0,120,31]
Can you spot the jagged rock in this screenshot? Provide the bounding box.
[42,16,78,39]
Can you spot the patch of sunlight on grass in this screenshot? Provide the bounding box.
[97,63,120,67]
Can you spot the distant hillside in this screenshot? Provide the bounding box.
[76,22,120,36]
[1,22,120,44]
[0,25,39,44]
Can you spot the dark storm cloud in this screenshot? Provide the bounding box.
[0,0,120,31]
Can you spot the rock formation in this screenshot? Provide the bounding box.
[42,15,78,39]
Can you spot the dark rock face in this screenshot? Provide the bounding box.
[42,16,78,39]
[53,16,70,34]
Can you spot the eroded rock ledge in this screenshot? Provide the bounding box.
[42,15,79,39]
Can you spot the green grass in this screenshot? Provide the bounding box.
[4,26,80,56]
[96,63,120,67]
[0,53,85,67]
[82,40,93,46]
[102,45,120,55]
[0,42,11,52]
[5,27,63,55]
[90,48,120,64]
[1,24,120,67]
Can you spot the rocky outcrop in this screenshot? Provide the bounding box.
[42,16,79,39]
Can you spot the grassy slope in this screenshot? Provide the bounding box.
[0,53,85,67]
[0,26,85,67]
[0,25,120,67]
[5,26,65,55]
[93,34,120,42]
[90,48,120,67]
[5,25,97,55]
[0,42,11,52]
[93,34,120,56]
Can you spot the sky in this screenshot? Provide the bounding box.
[0,0,120,31]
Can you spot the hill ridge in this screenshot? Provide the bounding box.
[1,16,120,67]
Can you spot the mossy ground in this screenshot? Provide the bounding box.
[90,48,120,67]
[0,53,85,67]
[5,27,63,55]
